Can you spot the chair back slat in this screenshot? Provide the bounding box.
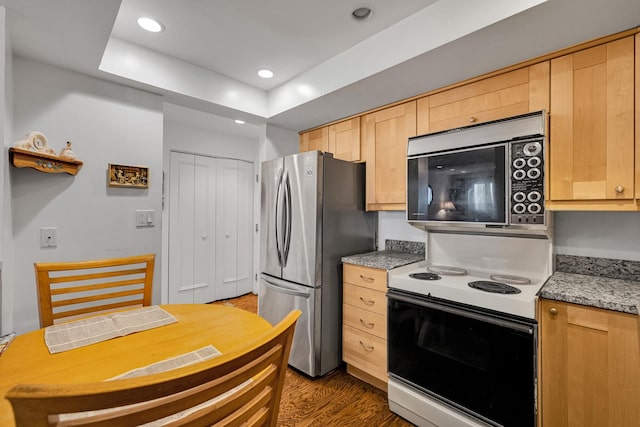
[34,254,155,327]
[7,310,301,427]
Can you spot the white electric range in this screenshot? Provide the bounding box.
[387,232,553,427]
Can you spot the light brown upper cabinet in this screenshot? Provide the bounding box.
[299,126,328,153]
[328,117,361,162]
[548,36,635,208]
[416,62,550,135]
[363,101,417,211]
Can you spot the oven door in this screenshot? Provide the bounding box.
[388,289,537,427]
[407,144,507,225]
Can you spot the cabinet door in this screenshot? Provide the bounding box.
[636,33,640,200]
[540,299,640,427]
[363,101,416,211]
[328,117,361,162]
[417,63,550,135]
[299,127,328,153]
[549,37,635,202]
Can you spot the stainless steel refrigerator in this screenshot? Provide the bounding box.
[259,151,375,377]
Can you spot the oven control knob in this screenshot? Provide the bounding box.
[513,158,526,169]
[527,156,541,168]
[528,203,542,214]
[513,169,526,180]
[523,142,542,156]
[527,168,541,179]
[513,192,526,202]
[513,203,526,214]
[527,191,542,202]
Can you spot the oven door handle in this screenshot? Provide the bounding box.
[388,291,535,334]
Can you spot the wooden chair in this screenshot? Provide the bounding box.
[6,310,301,427]
[34,254,156,327]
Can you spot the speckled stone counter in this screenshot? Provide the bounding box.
[540,255,640,315]
[341,239,425,271]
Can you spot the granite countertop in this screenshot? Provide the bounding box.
[539,255,640,315]
[341,239,425,271]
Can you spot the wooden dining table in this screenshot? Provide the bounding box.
[0,304,272,426]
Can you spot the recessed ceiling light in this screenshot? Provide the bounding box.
[352,6,373,21]
[234,119,245,125]
[137,17,164,33]
[258,69,274,79]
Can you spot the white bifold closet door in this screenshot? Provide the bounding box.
[215,158,253,299]
[168,152,253,304]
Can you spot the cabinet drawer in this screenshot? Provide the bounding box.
[343,283,386,316]
[343,264,387,292]
[343,303,386,340]
[343,325,387,383]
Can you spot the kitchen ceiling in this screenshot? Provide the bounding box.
[2,0,640,135]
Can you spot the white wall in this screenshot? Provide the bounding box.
[7,57,163,334]
[0,6,12,334]
[377,211,426,250]
[554,211,640,261]
[162,116,261,300]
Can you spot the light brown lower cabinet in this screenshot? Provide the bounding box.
[342,263,388,391]
[540,299,640,427]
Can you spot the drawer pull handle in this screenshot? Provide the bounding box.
[359,297,375,306]
[549,307,558,315]
[615,185,624,193]
[359,274,375,282]
[359,319,375,329]
[359,341,374,352]
[469,116,477,123]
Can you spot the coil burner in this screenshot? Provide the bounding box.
[426,265,467,276]
[409,272,441,281]
[468,280,522,294]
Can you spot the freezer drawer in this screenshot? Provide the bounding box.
[258,274,319,376]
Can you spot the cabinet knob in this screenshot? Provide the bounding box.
[549,307,558,315]
[469,116,477,123]
[615,185,624,193]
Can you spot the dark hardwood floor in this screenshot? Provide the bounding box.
[212,293,414,426]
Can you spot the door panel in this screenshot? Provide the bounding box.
[216,159,254,299]
[258,274,316,376]
[282,151,320,287]
[260,157,283,278]
[236,161,253,295]
[168,152,216,304]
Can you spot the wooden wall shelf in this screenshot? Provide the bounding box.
[9,147,83,176]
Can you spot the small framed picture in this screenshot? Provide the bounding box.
[108,163,149,188]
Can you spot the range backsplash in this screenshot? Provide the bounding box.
[385,239,425,256]
[556,254,640,281]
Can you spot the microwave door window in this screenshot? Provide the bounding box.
[428,146,506,224]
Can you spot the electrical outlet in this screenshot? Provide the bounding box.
[135,210,155,227]
[40,227,58,248]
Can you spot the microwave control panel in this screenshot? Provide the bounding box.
[510,139,545,225]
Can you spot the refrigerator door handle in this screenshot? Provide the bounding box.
[282,171,292,267]
[274,168,284,267]
[262,276,311,299]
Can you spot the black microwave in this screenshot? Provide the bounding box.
[407,111,549,237]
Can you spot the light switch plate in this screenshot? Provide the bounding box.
[135,210,155,227]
